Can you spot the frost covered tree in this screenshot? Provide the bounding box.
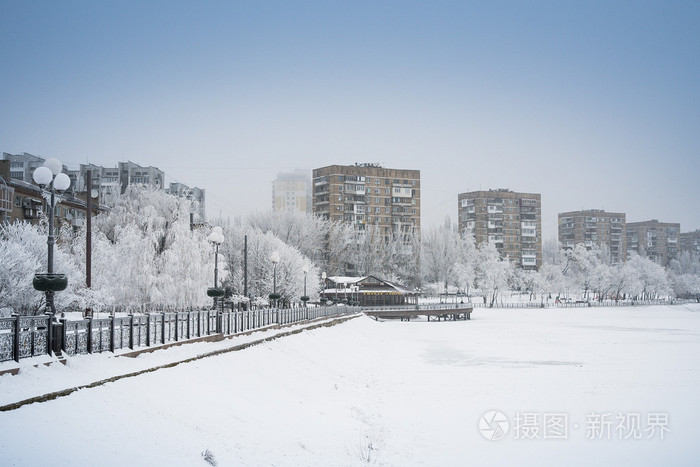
[351,224,386,278]
[453,233,477,295]
[323,221,357,276]
[562,244,601,299]
[512,269,545,303]
[237,229,320,305]
[542,238,561,265]
[371,225,421,288]
[668,252,700,299]
[247,210,328,264]
[589,262,614,301]
[538,262,567,300]
[475,241,513,307]
[626,252,671,299]
[421,218,461,293]
[0,220,86,315]
[83,186,214,310]
[610,261,638,302]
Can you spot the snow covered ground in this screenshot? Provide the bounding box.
[1,304,699,466]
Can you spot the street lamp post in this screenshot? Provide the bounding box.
[301,263,309,307]
[32,158,71,315]
[206,226,225,308]
[321,272,326,304]
[269,250,280,307]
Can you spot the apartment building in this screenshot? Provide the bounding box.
[0,159,99,229]
[680,230,700,255]
[116,161,164,193]
[312,163,420,240]
[558,209,626,263]
[626,220,680,266]
[72,163,121,207]
[1,152,48,183]
[458,189,542,270]
[272,169,311,214]
[1,153,205,222]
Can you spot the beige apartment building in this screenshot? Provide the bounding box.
[312,164,420,240]
[458,189,542,270]
[626,220,680,266]
[272,169,311,214]
[558,209,626,263]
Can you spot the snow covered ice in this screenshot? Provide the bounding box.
[1,305,699,466]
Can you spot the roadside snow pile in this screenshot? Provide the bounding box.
[1,305,699,466]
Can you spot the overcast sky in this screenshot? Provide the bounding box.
[2,1,698,239]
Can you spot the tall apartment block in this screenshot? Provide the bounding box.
[312,163,420,240]
[458,189,542,270]
[558,209,626,263]
[680,230,700,255]
[272,169,311,214]
[626,220,680,266]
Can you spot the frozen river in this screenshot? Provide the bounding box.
[2,304,699,466]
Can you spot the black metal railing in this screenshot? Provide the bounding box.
[0,305,360,363]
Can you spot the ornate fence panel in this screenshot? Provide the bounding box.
[207,311,217,335]
[196,311,206,336]
[187,311,198,338]
[132,315,148,348]
[90,318,112,353]
[0,317,17,362]
[113,317,131,351]
[16,315,50,359]
[220,311,232,335]
[148,314,162,346]
[163,313,177,343]
[176,313,188,340]
[63,320,89,356]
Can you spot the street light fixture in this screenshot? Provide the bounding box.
[32,158,71,315]
[301,263,309,306]
[206,226,225,308]
[321,272,326,304]
[269,250,280,307]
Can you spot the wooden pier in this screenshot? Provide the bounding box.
[363,305,472,322]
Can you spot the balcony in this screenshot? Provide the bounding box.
[345,186,366,195]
